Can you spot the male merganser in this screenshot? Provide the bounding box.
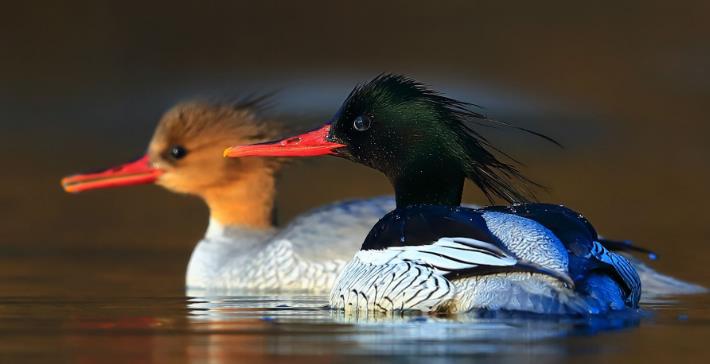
[61,100,396,294]
[225,74,703,314]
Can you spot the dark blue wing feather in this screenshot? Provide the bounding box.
[483,203,597,255]
[484,203,640,306]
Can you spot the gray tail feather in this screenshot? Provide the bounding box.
[623,254,707,296]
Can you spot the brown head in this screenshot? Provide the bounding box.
[62,99,283,229]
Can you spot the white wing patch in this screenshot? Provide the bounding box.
[391,237,518,272]
[329,237,522,312]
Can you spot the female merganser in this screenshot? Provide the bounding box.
[61,100,396,294]
[225,74,702,314]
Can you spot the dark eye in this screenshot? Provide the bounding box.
[353,115,371,131]
[169,145,188,159]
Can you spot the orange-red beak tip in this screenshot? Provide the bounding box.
[60,155,160,194]
[61,178,75,193]
[223,147,233,158]
[61,176,82,193]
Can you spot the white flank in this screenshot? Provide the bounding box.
[329,237,520,312]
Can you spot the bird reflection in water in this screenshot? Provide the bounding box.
[184,295,642,359]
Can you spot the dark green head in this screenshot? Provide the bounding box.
[226,74,555,208]
[329,74,485,173]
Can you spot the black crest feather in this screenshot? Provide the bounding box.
[360,74,559,204]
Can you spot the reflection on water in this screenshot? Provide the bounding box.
[186,295,644,358]
[2,292,704,363]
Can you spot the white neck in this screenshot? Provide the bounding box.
[205,218,273,242]
[204,218,227,240]
[187,218,274,292]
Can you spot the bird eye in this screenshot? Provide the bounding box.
[169,145,188,159]
[353,115,371,131]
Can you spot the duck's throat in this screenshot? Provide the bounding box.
[391,168,464,208]
[202,170,276,230]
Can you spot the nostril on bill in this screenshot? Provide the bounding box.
[282,137,302,146]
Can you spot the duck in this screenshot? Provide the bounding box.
[61,99,397,294]
[225,74,704,314]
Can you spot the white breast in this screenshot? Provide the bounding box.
[186,197,398,295]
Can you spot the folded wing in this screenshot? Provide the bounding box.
[329,237,573,312]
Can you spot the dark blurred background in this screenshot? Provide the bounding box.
[1,1,709,296]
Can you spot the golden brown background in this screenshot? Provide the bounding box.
[1,0,708,297]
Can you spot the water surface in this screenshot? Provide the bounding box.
[1,251,708,363]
